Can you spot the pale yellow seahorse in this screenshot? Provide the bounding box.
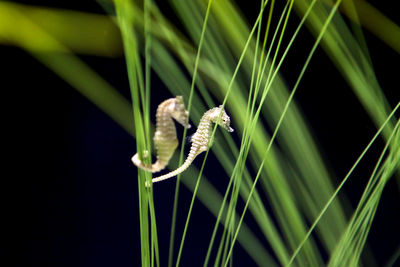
[131,96,191,172]
[150,105,234,185]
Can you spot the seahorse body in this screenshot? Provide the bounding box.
[151,105,233,184]
[132,96,191,172]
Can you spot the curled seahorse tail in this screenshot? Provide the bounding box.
[151,157,195,184]
[148,160,168,173]
[131,153,165,173]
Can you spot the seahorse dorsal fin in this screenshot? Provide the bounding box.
[185,134,193,144]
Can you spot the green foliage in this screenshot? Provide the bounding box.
[4,0,399,266]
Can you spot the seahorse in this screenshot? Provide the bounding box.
[131,96,191,172]
[150,105,234,185]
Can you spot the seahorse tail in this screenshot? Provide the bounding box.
[151,157,194,184]
[131,152,166,173]
[132,138,179,173]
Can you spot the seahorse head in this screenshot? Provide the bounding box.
[170,96,191,129]
[208,105,234,132]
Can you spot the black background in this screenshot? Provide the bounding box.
[5,1,398,266]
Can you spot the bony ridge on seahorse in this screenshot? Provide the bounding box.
[131,96,191,173]
[149,105,234,186]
